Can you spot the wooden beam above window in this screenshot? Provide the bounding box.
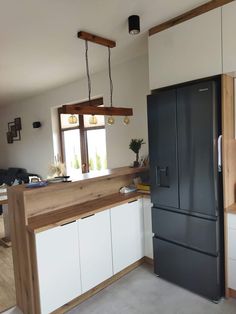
[149,0,234,36]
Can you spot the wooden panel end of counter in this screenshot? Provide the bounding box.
[225,203,236,214]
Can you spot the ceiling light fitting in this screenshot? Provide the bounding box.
[128,15,140,35]
[63,31,133,125]
[89,115,97,125]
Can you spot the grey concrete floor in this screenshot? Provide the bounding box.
[67,265,236,314]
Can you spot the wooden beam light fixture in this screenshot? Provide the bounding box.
[64,31,133,125]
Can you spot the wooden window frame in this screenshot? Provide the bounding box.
[58,108,105,173]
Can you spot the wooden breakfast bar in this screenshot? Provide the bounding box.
[8,166,151,314]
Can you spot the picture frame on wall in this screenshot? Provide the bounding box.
[7,117,22,143]
[10,125,17,137]
[14,117,22,130]
[6,132,13,144]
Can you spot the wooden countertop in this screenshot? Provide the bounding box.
[28,192,146,233]
[8,166,149,218]
[226,203,236,214]
[9,166,148,195]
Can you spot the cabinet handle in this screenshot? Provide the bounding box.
[60,220,76,227]
[155,166,158,186]
[128,199,138,203]
[81,214,95,219]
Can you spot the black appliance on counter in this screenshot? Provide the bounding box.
[147,77,224,301]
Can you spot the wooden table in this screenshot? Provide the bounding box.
[0,194,11,247]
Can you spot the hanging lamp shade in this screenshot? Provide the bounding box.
[89,115,98,125]
[68,114,78,124]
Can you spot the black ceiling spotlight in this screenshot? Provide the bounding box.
[128,15,140,35]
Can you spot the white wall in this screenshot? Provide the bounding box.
[0,54,149,178]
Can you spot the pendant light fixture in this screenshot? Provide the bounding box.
[89,115,98,125]
[61,31,133,124]
[123,116,130,125]
[68,114,78,124]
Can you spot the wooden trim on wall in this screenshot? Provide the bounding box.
[221,74,236,210]
[149,0,234,36]
[221,74,236,298]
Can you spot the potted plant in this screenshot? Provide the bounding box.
[129,139,145,167]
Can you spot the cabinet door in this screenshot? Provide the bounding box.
[110,199,144,274]
[147,89,179,209]
[148,8,222,89]
[228,260,236,290]
[143,198,153,259]
[78,210,113,293]
[35,222,81,314]
[228,213,236,290]
[222,1,236,73]
[228,229,236,260]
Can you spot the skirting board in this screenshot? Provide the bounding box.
[229,288,236,299]
[52,257,153,314]
[144,256,154,266]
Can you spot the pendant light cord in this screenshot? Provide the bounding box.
[108,47,113,107]
[85,40,91,103]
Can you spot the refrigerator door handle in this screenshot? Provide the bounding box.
[218,135,222,172]
[155,166,160,186]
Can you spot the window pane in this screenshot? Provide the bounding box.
[63,129,82,178]
[60,114,79,129]
[87,129,107,172]
[84,114,105,128]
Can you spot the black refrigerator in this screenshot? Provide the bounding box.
[147,77,224,301]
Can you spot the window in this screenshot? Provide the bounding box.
[58,110,107,178]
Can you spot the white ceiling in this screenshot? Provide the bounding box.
[0,0,207,106]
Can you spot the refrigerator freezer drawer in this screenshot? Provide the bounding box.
[152,207,218,255]
[153,237,223,301]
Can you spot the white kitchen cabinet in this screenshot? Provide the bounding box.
[228,213,236,229]
[148,8,222,90]
[228,229,236,260]
[35,221,81,314]
[110,199,144,274]
[78,210,113,293]
[222,1,236,73]
[227,214,236,291]
[229,260,236,290]
[143,197,153,259]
